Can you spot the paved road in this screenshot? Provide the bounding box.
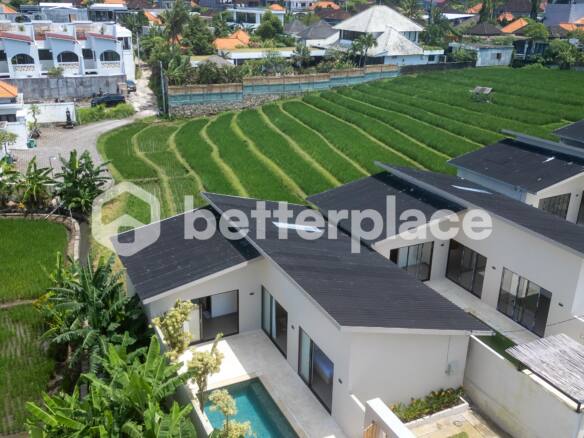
[11,65,157,173]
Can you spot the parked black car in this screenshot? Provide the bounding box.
[91,94,126,107]
[126,80,137,92]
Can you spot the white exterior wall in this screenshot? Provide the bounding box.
[464,336,584,438]
[303,31,339,48]
[524,173,584,224]
[475,47,513,67]
[382,54,438,66]
[24,102,76,124]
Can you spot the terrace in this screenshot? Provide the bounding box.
[179,330,348,438]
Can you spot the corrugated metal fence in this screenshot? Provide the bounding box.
[167,65,399,107]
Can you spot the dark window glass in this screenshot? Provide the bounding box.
[99,50,120,62]
[496,268,551,337]
[0,114,16,122]
[38,49,53,61]
[389,241,434,282]
[57,51,78,62]
[11,53,34,65]
[188,290,239,344]
[298,328,334,413]
[577,193,584,225]
[261,286,288,357]
[0,51,8,61]
[82,49,95,60]
[446,240,486,298]
[539,193,571,219]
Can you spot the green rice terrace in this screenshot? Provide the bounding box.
[0,219,67,434]
[98,67,584,222]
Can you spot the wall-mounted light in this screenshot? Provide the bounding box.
[338,378,343,384]
[291,325,295,330]
[249,292,254,296]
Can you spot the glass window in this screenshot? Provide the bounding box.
[99,50,120,62]
[261,286,288,357]
[446,240,486,298]
[539,193,571,219]
[577,193,584,225]
[38,49,53,61]
[82,49,95,60]
[0,51,7,62]
[11,53,34,65]
[389,242,434,282]
[496,268,552,337]
[298,328,334,413]
[57,51,78,63]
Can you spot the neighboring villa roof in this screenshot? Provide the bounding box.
[298,20,337,40]
[269,3,285,11]
[369,26,424,56]
[0,4,16,13]
[449,137,584,193]
[114,208,261,302]
[316,7,352,21]
[0,80,17,98]
[203,192,488,332]
[103,0,126,4]
[334,5,423,33]
[501,17,528,33]
[558,22,584,32]
[0,32,33,42]
[555,119,584,145]
[86,32,117,40]
[144,10,161,25]
[309,1,340,10]
[380,164,584,256]
[214,29,251,50]
[45,32,77,41]
[464,21,503,36]
[284,19,308,35]
[499,0,531,14]
[307,172,464,243]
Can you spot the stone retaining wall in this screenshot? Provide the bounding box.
[169,94,282,117]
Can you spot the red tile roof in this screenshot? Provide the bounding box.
[0,80,17,98]
[467,3,482,13]
[501,17,528,33]
[0,32,32,42]
[0,4,16,13]
[45,32,77,41]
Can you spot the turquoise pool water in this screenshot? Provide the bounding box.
[204,378,298,438]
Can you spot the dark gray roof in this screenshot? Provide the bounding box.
[555,120,584,145]
[203,192,488,332]
[114,208,260,302]
[307,172,464,244]
[464,22,502,36]
[298,20,337,40]
[449,138,584,193]
[284,19,308,35]
[381,164,584,256]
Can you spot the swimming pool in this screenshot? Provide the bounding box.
[204,378,299,438]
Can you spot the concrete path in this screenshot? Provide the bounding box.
[10,65,157,173]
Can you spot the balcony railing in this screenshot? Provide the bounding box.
[100,61,121,70]
[58,62,80,71]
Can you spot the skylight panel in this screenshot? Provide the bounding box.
[272,222,323,233]
[543,156,555,163]
[451,185,492,194]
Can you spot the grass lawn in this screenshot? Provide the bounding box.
[97,67,584,224]
[0,219,68,303]
[0,304,55,435]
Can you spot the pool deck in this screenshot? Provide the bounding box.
[182,330,348,438]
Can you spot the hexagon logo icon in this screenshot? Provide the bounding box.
[92,181,161,256]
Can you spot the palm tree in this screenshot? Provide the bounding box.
[19,157,53,209]
[42,255,144,372]
[400,0,421,19]
[161,0,190,44]
[356,33,376,67]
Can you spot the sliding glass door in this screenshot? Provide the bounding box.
[188,291,239,344]
[389,242,434,281]
[577,192,584,225]
[497,268,552,337]
[261,287,288,357]
[298,328,334,413]
[446,240,487,298]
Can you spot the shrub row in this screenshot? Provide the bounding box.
[206,113,298,203]
[348,85,499,145]
[76,103,135,125]
[237,109,333,196]
[303,95,452,174]
[262,104,364,183]
[322,91,479,157]
[174,119,237,196]
[282,101,410,174]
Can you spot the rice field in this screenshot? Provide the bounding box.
[98,67,584,222]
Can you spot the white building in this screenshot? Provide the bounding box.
[449,132,584,224]
[333,5,443,66]
[449,42,514,67]
[0,20,134,81]
[0,80,27,152]
[115,193,489,438]
[225,7,285,29]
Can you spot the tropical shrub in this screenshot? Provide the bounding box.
[152,299,195,361]
[390,387,464,423]
[188,334,223,407]
[76,103,135,125]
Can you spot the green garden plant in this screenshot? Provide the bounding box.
[188,334,223,408]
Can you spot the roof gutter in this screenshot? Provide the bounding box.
[502,129,584,161]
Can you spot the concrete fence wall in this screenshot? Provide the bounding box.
[167,65,399,109]
[6,75,126,101]
[25,102,76,124]
[463,336,584,438]
[400,61,474,75]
